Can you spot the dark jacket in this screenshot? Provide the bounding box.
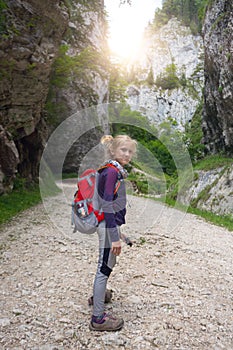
[98,166,126,242]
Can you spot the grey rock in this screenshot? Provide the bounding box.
[0,318,10,327]
[127,18,204,130]
[1,194,233,349]
[203,0,233,154]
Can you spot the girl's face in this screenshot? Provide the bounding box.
[113,141,135,166]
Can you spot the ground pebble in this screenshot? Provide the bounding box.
[0,193,233,349]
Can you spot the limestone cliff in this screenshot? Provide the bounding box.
[44,0,109,173]
[0,0,69,192]
[178,0,233,217]
[0,0,108,193]
[127,18,204,130]
[46,0,108,124]
[202,0,233,154]
[179,165,233,217]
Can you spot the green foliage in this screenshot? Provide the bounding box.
[146,67,154,87]
[127,167,166,195]
[155,63,180,90]
[164,152,232,205]
[0,169,60,225]
[188,207,233,231]
[210,12,226,32]
[226,53,231,62]
[110,104,181,176]
[45,44,106,125]
[45,97,67,127]
[151,0,209,34]
[125,65,142,86]
[108,63,128,102]
[180,72,187,87]
[0,0,7,35]
[0,0,6,11]
[39,158,61,198]
[183,101,205,162]
[197,0,210,28]
[63,0,103,13]
[145,138,176,175]
[110,104,154,138]
[49,45,70,88]
[0,179,41,225]
[152,8,169,30]
[163,195,233,231]
[194,154,233,171]
[49,44,107,88]
[0,58,15,81]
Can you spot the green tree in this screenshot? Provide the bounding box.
[108,63,128,102]
[151,0,209,34]
[110,104,177,176]
[183,101,205,162]
[155,63,180,90]
[146,67,154,87]
[0,0,7,35]
[45,45,107,125]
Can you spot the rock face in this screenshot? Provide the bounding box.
[0,0,108,193]
[127,18,204,129]
[127,84,201,128]
[0,0,69,192]
[44,1,109,173]
[0,126,19,193]
[179,165,233,217]
[47,0,108,119]
[202,0,233,154]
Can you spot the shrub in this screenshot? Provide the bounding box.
[155,63,180,90]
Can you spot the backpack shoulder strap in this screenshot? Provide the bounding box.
[77,172,96,187]
[98,163,121,177]
[97,163,122,194]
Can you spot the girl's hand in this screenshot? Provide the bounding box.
[111,241,121,256]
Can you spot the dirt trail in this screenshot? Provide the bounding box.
[0,180,233,349]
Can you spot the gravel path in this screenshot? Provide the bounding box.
[0,180,233,349]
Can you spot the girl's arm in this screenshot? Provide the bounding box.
[101,167,120,243]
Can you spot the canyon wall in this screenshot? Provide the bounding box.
[202,0,233,155]
[0,0,108,193]
[127,18,204,130]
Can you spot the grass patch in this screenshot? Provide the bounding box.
[194,154,233,171]
[62,172,78,179]
[163,196,233,231]
[162,153,233,231]
[187,206,233,231]
[0,174,60,226]
[0,183,41,225]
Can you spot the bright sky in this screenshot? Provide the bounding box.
[104,0,162,61]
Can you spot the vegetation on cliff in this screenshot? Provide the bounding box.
[1,0,232,230]
[0,0,7,35]
[151,0,209,34]
[45,44,108,126]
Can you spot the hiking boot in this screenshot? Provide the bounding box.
[89,313,124,332]
[88,289,113,306]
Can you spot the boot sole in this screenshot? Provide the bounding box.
[89,320,124,332]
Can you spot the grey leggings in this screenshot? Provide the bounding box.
[93,220,119,316]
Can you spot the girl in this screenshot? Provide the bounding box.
[89,134,137,332]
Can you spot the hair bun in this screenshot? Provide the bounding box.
[100,135,113,145]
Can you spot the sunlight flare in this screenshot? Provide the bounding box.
[108,20,144,61]
[105,0,162,62]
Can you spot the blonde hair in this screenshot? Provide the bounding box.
[101,134,137,158]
